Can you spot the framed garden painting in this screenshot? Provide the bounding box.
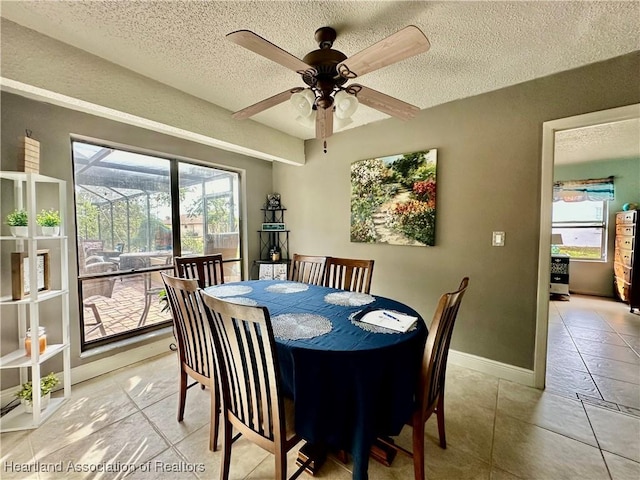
[350,149,437,246]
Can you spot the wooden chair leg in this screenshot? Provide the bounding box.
[220,420,232,480]
[436,395,447,449]
[209,381,219,452]
[275,446,286,480]
[177,370,187,422]
[412,418,426,480]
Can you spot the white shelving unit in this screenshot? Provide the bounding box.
[0,172,71,431]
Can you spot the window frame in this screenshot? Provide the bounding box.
[71,138,244,351]
[551,199,608,262]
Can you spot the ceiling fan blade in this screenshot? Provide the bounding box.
[227,30,312,73]
[350,84,419,120]
[232,88,303,120]
[338,25,430,79]
[316,107,334,139]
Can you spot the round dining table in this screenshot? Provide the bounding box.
[204,279,427,480]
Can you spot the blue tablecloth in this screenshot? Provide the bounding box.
[204,280,427,480]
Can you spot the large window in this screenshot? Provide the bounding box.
[72,140,242,350]
[552,200,608,260]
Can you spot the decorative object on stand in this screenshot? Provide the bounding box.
[15,373,59,413]
[262,222,286,231]
[11,250,50,300]
[24,326,47,356]
[6,209,28,237]
[227,25,430,153]
[551,233,564,254]
[36,209,61,236]
[254,202,290,279]
[351,149,437,246]
[19,130,40,173]
[266,193,281,210]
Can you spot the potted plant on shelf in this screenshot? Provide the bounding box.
[6,209,28,237]
[36,209,61,236]
[15,372,60,413]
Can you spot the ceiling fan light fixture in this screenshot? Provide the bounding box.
[334,90,358,120]
[290,89,316,117]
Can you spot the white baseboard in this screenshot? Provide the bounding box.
[448,349,536,387]
[1,337,173,409]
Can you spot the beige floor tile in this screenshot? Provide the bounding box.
[591,374,640,409]
[585,404,640,462]
[603,451,640,480]
[125,447,199,479]
[142,387,213,446]
[36,412,169,480]
[444,365,499,411]
[28,381,139,459]
[0,430,37,480]
[566,325,629,346]
[112,354,179,409]
[174,424,269,480]
[490,467,522,480]
[424,396,495,462]
[545,364,600,398]
[572,338,640,365]
[492,413,609,479]
[497,379,597,447]
[546,347,588,372]
[582,353,640,385]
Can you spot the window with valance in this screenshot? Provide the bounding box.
[552,176,613,261]
[553,176,615,202]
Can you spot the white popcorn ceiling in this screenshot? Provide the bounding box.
[2,0,639,153]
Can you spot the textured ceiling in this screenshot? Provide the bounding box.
[555,118,640,165]
[1,1,639,144]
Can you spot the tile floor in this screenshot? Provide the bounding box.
[1,295,638,479]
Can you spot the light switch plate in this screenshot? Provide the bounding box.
[492,231,505,246]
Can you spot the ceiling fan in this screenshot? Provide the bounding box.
[227,25,430,150]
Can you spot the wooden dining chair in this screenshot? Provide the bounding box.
[324,257,375,294]
[174,253,225,288]
[288,254,328,286]
[199,292,311,480]
[161,273,219,452]
[379,277,470,480]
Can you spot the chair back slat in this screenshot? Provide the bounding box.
[288,254,327,285]
[174,254,225,288]
[162,274,214,379]
[324,257,374,293]
[201,293,283,444]
[420,277,469,413]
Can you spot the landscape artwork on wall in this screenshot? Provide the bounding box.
[350,149,437,246]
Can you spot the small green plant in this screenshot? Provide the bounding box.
[36,209,61,227]
[15,372,60,402]
[6,209,28,226]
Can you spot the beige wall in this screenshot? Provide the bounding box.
[0,18,304,165]
[0,92,273,390]
[274,51,640,370]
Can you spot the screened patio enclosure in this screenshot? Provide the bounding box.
[72,141,241,348]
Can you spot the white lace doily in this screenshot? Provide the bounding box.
[206,285,253,297]
[324,291,375,307]
[271,313,332,340]
[223,297,259,306]
[265,282,309,294]
[349,310,417,334]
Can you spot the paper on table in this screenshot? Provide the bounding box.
[359,309,418,333]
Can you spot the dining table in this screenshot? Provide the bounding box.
[204,279,427,480]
